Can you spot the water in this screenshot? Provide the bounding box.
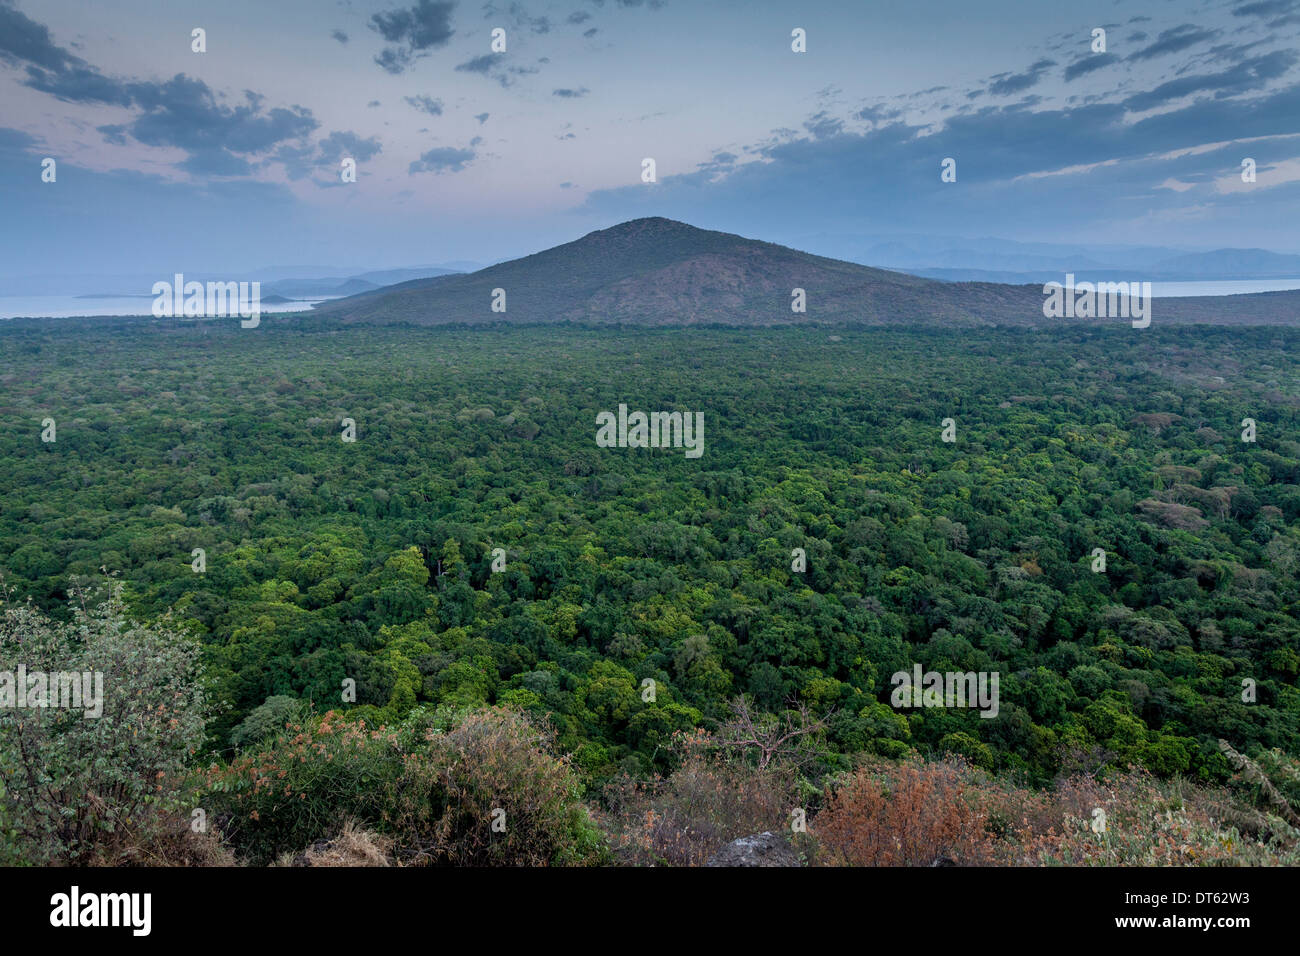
[0,296,333,319]
[1151,279,1300,298]
[5,281,1300,318]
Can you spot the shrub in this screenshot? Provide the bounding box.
[600,730,804,866]
[0,587,209,865]
[277,820,394,867]
[814,758,995,866]
[206,704,606,866]
[393,706,606,866]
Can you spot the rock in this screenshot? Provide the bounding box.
[706,832,802,867]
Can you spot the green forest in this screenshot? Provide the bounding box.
[2,315,1299,865]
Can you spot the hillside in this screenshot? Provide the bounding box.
[313,217,1300,327]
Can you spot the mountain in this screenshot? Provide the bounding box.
[263,269,460,299]
[1149,248,1300,280]
[314,217,1033,326]
[312,218,1300,327]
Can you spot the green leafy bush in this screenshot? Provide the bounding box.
[0,587,209,864]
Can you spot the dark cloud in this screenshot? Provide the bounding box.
[23,64,133,106]
[409,145,476,173]
[987,58,1056,96]
[802,111,843,139]
[552,86,589,97]
[1122,50,1296,111]
[0,1,76,72]
[404,94,445,115]
[455,52,536,86]
[0,126,39,153]
[274,130,383,183]
[370,0,456,73]
[1232,0,1296,16]
[855,103,904,124]
[4,4,322,180]
[568,11,592,24]
[455,53,495,73]
[483,2,551,34]
[331,29,349,44]
[1064,53,1118,81]
[317,130,383,163]
[1126,24,1219,62]
[580,47,1300,246]
[115,77,318,161]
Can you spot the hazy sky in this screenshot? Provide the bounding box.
[3,0,1300,276]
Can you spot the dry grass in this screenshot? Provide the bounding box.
[276,821,395,867]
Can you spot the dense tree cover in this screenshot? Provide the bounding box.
[1,316,1297,792]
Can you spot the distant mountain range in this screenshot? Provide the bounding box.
[261,268,463,299]
[793,233,1300,283]
[0,265,475,298]
[313,218,1300,327]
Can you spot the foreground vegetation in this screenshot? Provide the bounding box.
[3,588,1297,866]
[1,317,1298,864]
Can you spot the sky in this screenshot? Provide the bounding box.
[2,0,1300,278]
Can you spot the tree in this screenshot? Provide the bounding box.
[716,695,829,772]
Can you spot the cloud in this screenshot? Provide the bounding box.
[577,39,1300,249]
[404,94,445,115]
[987,58,1056,96]
[1126,24,1219,62]
[802,111,843,139]
[409,145,476,173]
[0,126,39,153]
[1064,53,1119,81]
[455,53,495,74]
[23,64,133,106]
[483,2,551,35]
[552,86,589,97]
[331,29,349,44]
[1232,0,1297,17]
[454,52,536,86]
[855,103,904,124]
[274,130,383,183]
[369,0,456,73]
[1122,50,1296,111]
[317,130,383,163]
[2,4,327,180]
[474,112,489,123]
[0,1,77,72]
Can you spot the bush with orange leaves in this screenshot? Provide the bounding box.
[811,756,1300,867]
[814,757,996,866]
